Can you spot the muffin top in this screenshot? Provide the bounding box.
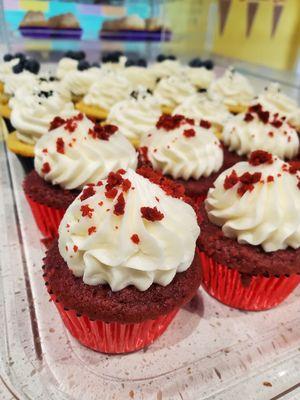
[107,87,161,144]
[154,75,197,108]
[140,114,223,180]
[9,86,75,144]
[208,67,254,108]
[222,103,299,160]
[206,150,300,252]
[35,113,137,190]
[58,168,200,291]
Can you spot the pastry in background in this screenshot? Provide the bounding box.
[19,11,47,28]
[102,15,146,31]
[48,13,81,29]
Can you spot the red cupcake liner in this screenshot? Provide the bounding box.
[198,250,300,311]
[48,291,178,354]
[26,194,66,238]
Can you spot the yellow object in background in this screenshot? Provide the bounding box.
[213,0,300,70]
[19,0,49,12]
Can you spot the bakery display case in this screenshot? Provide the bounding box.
[0,1,300,400]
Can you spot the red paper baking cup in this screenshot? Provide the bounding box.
[48,291,178,354]
[26,194,66,238]
[198,250,300,311]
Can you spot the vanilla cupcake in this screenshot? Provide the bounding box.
[107,87,161,147]
[76,72,132,119]
[56,57,78,80]
[173,93,231,138]
[254,83,300,131]
[222,103,299,165]
[183,66,214,90]
[7,86,75,157]
[208,67,254,113]
[140,114,224,202]
[154,75,197,114]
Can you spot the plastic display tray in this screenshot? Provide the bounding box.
[19,27,83,39]
[0,69,300,399]
[100,30,172,42]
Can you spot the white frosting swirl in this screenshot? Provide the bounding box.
[58,169,200,291]
[83,73,132,111]
[183,66,214,89]
[9,87,75,144]
[255,83,300,129]
[56,58,78,80]
[206,157,300,252]
[4,71,37,96]
[141,120,223,180]
[107,87,161,143]
[174,94,231,128]
[222,111,299,160]
[35,114,137,190]
[154,75,197,108]
[208,68,254,108]
[101,56,127,73]
[123,66,156,90]
[0,59,19,82]
[149,60,183,80]
[60,67,102,97]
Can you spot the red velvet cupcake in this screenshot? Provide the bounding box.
[198,150,300,311]
[140,114,226,206]
[43,168,201,353]
[222,103,300,167]
[23,112,137,238]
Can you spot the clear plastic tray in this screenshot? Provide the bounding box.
[1,74,300,400]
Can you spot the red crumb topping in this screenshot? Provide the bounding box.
[114,193,125,216]
[88,226,96,235]
[248,104,269,124]
[65,119,77,133]
[267,176,274,182]
[244,113,254,122]
[141,206,164,221]
[96,181,103,186]
[98,201,103,206]
[105,188,118,199]
[56,137,65,154]
[239,172,262,185]
[80,204,94,218]
[80,186,96,201]
[131,234,140,244]
[88,124,118,141]
[49,116,65,131]
[122,179,131,192]
[73,245,78,252]
[271,119,283,128]
[183,128,196,138]
[268,132,274,137]
[138,146,151,167]
[41,162,51,174]
[156,114,194,131]
[289,161,300,175]
[200,120,211,129]
[224,170,239,190]
[117,169,126,175]
[42,148,48,153]
[249,150,273,166]
[106,171,124,190]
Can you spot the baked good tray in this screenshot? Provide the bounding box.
[0,69,300,400]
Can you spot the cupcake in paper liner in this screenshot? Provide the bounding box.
[153,75,197,115]
[173,93,231,139]
[222,103,300,169]
[198,150,300,311]
[106,86,161,148]
[139,114,226,205]
[208,67,254,114]
[76,72,132,120]
[23,113,137,238]
[42,168,201,354]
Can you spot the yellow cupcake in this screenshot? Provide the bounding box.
[161,105,173,115]
[0,103,11,119]
[227,104,249,114]
[75,101,108,120]
[5,131,34,157]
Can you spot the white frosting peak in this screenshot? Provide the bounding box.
[58,169,200,291]
[154,75,197,108]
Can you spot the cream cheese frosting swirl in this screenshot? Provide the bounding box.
[56,57,78,80]
[154,75,197,109]
[58,168,200,291]
[141,115,223,180]
[60,67,102,97]
[123,66,156,90]
[107,87,161,143]
[206,152,300,252]
[254,83,300,130]
[174,94,231,128]
[83,72,132,111]
[9,86,75,144]
[208,68,254,108]
[0,58,19,82]
[35,113,137,190]
[4,70,37,96]
[149,59,183,80]
[183,66,214,89]
[222,104,299,160]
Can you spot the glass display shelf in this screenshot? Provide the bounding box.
[0,65,300,399]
